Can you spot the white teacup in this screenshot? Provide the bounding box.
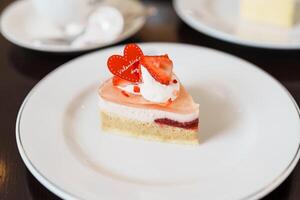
[31,0,94,27]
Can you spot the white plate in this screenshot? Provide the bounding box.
[0,0,145,53]
[16,43,300,200]
[174,0,300,49]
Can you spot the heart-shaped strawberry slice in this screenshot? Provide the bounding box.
[107,44,144,82]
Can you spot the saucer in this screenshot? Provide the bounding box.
[0,0,146,52]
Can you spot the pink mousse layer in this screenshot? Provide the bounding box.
[98,78,199,115]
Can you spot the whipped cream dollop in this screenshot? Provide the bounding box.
[117,66,180,103]
[139,66,179,103]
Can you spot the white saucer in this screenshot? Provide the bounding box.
[174,0,300,49]
[0,0,146,53]
[16,43,300,200]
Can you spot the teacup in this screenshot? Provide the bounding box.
[31,0,94,27]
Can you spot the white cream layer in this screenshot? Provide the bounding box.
[98,97,199,123]
[139,66,179,103]
[117,66,180,103]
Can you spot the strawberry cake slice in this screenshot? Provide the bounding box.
[98,44,200,144]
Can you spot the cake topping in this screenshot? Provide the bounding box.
[139,66,179,103]
[112,76,132,86]
[107,44,143,82]
[121,91,130,97]
[107,44,180,104]
[140,55,173,85]
[133,86,140,93]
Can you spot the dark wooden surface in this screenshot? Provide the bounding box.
[1,0,300,199]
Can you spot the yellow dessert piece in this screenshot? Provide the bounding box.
[240,0,295,27]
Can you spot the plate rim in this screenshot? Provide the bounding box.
[0,0,146,53]
[173,0,300,50]
[15,42,300,200]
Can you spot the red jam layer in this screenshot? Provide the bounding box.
[154,118,199,129]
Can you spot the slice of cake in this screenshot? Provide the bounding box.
[240,0,295,27]
[98,44,199,144]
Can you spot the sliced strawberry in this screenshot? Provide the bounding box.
[133,85,140,93]
[112,76,133,86]
[121,91,130,97]
[140,55,173,85]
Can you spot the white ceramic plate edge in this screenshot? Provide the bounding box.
[16,106,79,200]
[16,43,300,200]
[173,0,300,50]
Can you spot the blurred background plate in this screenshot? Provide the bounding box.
[174,0,300,49]
[0,0,146,53]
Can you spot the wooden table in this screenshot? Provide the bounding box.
[1,0,300,199]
